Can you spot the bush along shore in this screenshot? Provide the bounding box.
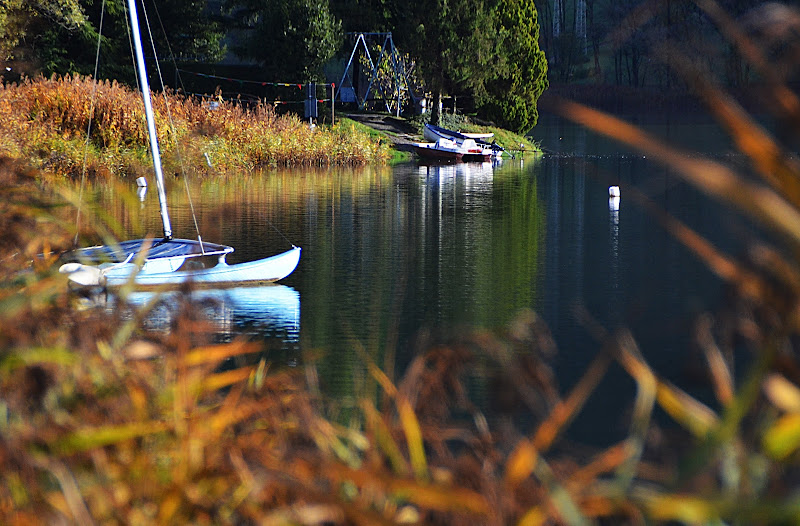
[0,75,392,179]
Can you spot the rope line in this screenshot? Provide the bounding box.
[265,216,296,249]
[74,0,107,247]
[187,91,332,105]
[151,5,187,94]
[176,68,334,89]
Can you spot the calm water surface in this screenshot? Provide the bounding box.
[102,115,751,444]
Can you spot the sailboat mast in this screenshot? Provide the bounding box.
[126,0,172,239]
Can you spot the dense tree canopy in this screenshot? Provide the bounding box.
[3,0,548,132]
[329,0,394,33]
[1,0,224,78]
[480,0,549,133]
[144,0,226,62]
[534,0,783,89]
[0,0,88,73]
[394,0,547,132]
[398,0,495,125]
[226,0,342,82]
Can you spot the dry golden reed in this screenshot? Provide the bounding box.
[0,75,390,180]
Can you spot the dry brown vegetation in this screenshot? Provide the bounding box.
[7,1,800,524]
[0,75,390,180]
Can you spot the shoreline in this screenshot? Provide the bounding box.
[344,112,540,163]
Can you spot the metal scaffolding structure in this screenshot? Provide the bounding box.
[336,32,417,115]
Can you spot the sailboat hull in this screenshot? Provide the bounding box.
[100,246,302,288]
[60,1,301,290]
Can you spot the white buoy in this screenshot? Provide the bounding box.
[136,176,147,187]
[609,185,620,197]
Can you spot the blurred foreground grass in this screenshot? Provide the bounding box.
[8,1,800,524]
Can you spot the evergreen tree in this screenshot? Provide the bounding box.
[479,0,549,133]
[396,0,547,133]
[328,0,393,33]
[397,0,498,126]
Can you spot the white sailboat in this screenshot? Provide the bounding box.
[60,0,300,288]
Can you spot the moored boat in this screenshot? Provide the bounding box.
[423,123,505,159]
[413,137,492,163]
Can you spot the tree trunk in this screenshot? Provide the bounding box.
[430,89,443,126]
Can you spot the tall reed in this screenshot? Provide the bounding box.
[0,75,390,180]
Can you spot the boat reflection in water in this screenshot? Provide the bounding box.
[417,161,495,190]
[121,284,301,356]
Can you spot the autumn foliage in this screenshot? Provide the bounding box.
[0,75,390,180]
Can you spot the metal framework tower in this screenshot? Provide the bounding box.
[336,32,417,115]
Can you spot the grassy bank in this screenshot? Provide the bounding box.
[0,76,391,180]
[413,113,540,156]
[336,117,414,164]
[343,112,540,165]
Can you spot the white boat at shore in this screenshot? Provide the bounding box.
[423,123,505,159]
[413,136,492,163]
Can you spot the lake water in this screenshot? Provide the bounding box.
[99,114,750,445]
